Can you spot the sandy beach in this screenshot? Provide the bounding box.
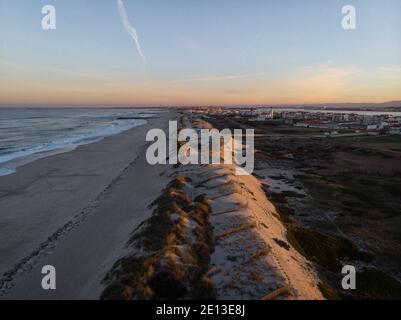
[0,109,325,300]
[0,111,177,299]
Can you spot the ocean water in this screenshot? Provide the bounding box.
[0,108,157,176]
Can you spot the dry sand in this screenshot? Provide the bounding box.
[176,117,323,299]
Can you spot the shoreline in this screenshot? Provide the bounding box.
[0,146,76,177]
[0,118,149,177]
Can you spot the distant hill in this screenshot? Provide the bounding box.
[270,101,401,112]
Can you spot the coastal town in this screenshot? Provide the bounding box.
[194,107,401,136]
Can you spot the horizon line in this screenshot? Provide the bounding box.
[1,100,401,109]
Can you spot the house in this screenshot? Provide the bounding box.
[389,125,401,135]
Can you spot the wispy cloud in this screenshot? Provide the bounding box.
[116,0,146,63]
[172,72,265,84]
[0,59,146,83]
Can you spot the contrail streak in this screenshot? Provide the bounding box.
[116,0,146,63]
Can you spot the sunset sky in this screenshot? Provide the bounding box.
[1,0,401,107]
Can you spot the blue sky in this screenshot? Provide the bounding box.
[1,0,400,106]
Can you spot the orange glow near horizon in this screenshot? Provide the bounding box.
[1,60,401,107]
